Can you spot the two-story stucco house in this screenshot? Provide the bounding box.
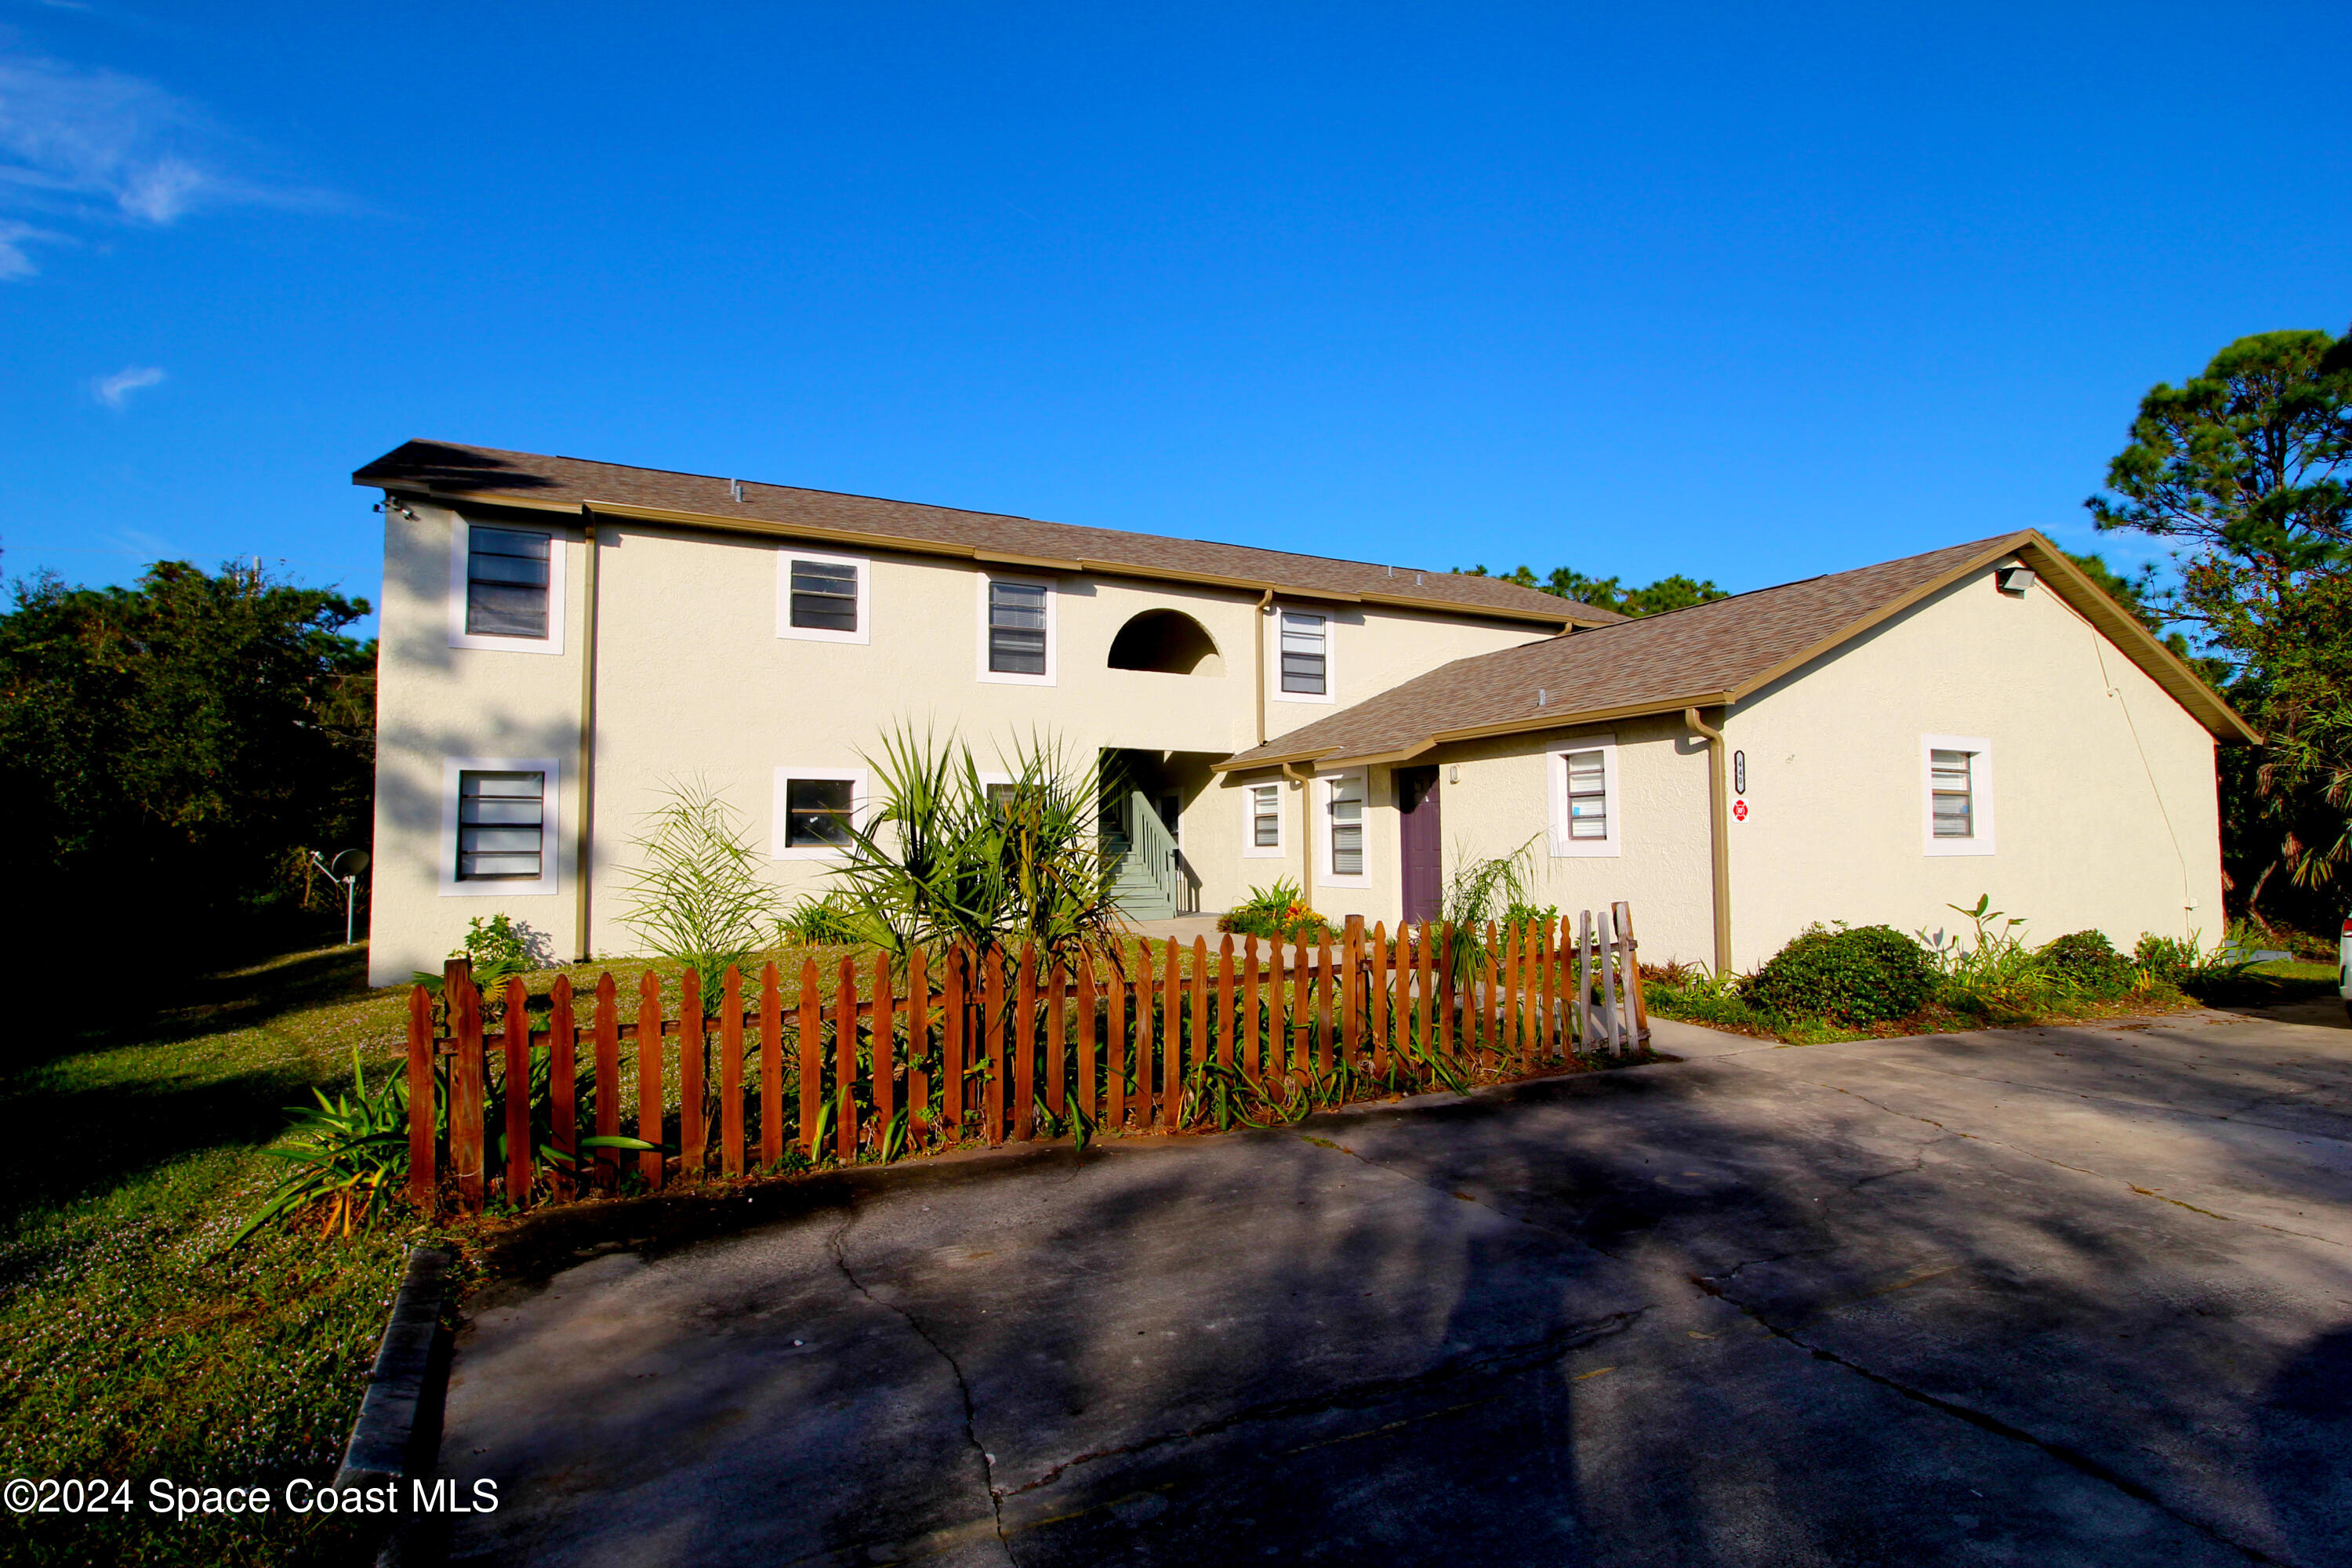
[358,441,2252,986]
[355,441,1616,985]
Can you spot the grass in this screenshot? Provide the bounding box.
[1,925,1583,1565]
[0,943,432,1567]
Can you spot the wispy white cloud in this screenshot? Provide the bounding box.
[0,45,328,275]
[93,363,162,407]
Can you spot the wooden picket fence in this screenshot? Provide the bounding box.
[405,902,1650,1215]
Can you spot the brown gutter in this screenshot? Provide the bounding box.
[1683,707,1733,975]
[398,486,1589,627]
[573,516,602,962]
[1253,589,1274,745]
[1281,760,1316,912]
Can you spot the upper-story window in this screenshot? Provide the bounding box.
[776,549,871,645]
[977,572,1056,685]
[1922,735,1995,855]
[1280,611,1327,695]
[447,517,564,655]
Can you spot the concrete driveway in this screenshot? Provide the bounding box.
[437,1009,2352,1566]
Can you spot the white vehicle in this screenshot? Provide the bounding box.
[2341,916,2352,1021]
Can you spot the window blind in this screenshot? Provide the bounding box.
[988,581,1048,674]
[1280,612,1327,695]
[457,770,545,880]
[789,559,858,632]
[466,527,550,638]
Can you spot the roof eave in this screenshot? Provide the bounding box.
[368,476,1583,626]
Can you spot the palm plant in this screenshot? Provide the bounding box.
[619,778,786,997]
[826,726,1131,968]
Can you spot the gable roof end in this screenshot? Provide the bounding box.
[1214,529,2254,772]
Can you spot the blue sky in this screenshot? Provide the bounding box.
[3,3,2347,637]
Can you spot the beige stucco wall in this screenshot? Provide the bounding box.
[1390,559,2227,973]
[1229,712,1715,956]
[1725,560,2224,967]
[368,499,1546,984]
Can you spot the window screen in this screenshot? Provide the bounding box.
[784,778,856,848]
[1931,750,1974,838]
[1280,611,1327,695]
[789,559,859,632]
[466,527,550,638]
[1565,750,1608,840]
[457,770,545,880]
[1251,784,1281,848]
[1328,774,1364,876]
[988,581,1048,674]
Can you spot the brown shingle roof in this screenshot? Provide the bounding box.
[354,440,1624,627]
[1217,531,2256,768]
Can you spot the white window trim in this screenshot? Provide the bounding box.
[1316,766,1372,888]
[773,767,874,861]
[1271,604,1337,705]
[975,571,1058,686]
[439,757,561,897]
[448,517,565,655]
[775,547,871,645]
[1547,733,1621,858]
[1243,779,1287,858]
[1922,734,1995,856]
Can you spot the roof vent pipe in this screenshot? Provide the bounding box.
[729,478,744,503]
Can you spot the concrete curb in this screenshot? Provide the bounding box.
[333,1246,452,1493]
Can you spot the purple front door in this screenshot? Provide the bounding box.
[1397,766,1443,924]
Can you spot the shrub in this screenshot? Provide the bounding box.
[780,891,868,946]
[1218,878,1333,944]
[1744,924,1938,1023]
[2041,930,2131,990]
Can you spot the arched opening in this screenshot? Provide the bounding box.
[1108,609,1224,675]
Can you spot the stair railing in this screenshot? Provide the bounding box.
[1119,790,1184,915]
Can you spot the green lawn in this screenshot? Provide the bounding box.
[0,945,421,1568]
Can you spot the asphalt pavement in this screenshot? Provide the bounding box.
[434,1006,2352,1566]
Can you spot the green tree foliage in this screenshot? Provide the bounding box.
[1456,562,1730,617]
[2087,325,2352,917]
[0,561,376,949]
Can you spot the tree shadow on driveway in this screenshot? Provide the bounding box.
[443,1015,2352,1566]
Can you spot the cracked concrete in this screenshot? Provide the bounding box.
[436,1009,2352,1566]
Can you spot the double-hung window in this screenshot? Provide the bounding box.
[1922,735,1994,855]
[1322,770,1368,884]
[777,550,869,644]
[1548,735,1621,858]
[1565,750,1609,840]
[1245,782,1284,857]
[978,573,1055,684]
[1279,610,1328,697]
[448,519,564,653]
[1930,751,1973,838]
[440,757,560,896]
